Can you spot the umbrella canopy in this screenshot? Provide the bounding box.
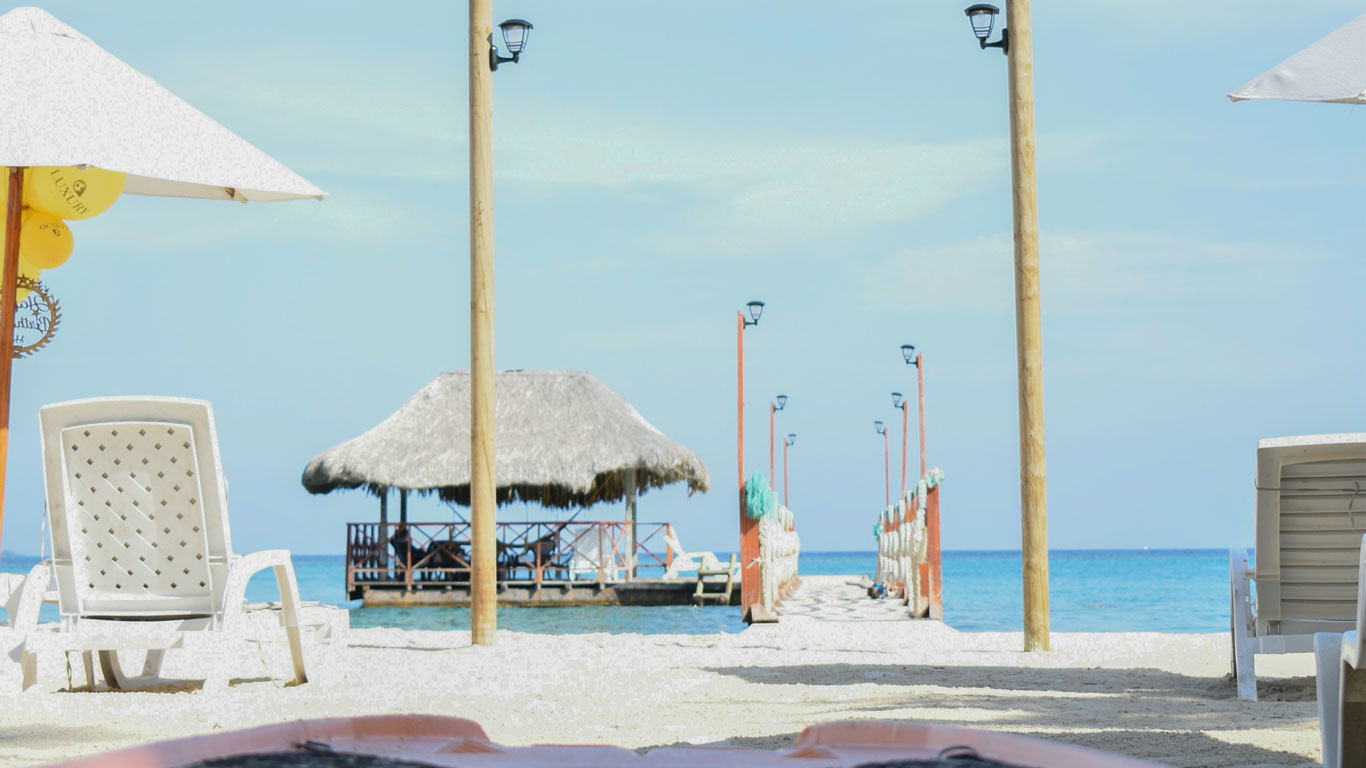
[302,370,711,508]
[1229,13,1366,104]
[0,6,324,200]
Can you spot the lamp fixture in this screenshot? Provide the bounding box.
[775,394,788,410]
[490,18,534,70]
[892,392,904,409]
[786,433,796,446]
[744,300,765,327]
[965,4,1007,54]
[874,420,886,435]
[901,344,919,366]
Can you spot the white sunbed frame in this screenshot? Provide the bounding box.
[13,396,312,691]
[1230,433,1366,700]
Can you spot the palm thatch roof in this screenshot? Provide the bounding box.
[301,370,710,508]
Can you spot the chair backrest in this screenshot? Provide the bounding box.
[1255,433,1366,635]
[40,397,232,619]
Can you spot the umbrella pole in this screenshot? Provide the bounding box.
[0,167,23,555]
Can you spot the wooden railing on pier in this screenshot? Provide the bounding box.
[346,521,675,594]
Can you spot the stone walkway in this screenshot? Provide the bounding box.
[775,574,914,622]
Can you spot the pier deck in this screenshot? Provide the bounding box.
[776,574,916,622]
[354,578,740,607]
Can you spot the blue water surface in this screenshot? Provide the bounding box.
[0,549,1230,635]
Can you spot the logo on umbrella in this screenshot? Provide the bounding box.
[72,179,87,197]
[12,276,60,359]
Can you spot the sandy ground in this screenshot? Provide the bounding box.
[0,576,1323,768]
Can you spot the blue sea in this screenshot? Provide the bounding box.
[0,549,1228,636]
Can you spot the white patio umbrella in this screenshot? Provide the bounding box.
[0,7,325,551]
[1228,13,1366,104]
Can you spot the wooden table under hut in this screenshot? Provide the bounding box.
[301,370,731,606]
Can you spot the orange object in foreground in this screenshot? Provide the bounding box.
[43,715,1168,768]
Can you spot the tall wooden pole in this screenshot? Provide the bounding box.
[899,404,908,496]
[468,0,498,646]
[1007,0,1050,652]
[917,354,926,478]
[769,403,775,491]
[0,167,24,555]
[882,430,890,507]
[737,312,767,622]
[783,440,789,508]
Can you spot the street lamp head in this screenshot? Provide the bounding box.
[499,19,533,55]
[489,18,534,70]
[965,4,1008,53]
[965,4,998,41]
[901,344,917,365]
[776,394,788,410]
[874,420,886,435]
[892,392,904,409]
[745,300,765,326]
[786,433,796,446]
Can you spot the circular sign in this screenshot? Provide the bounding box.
[13,276,60,359]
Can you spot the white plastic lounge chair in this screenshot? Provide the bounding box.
[1231,433,1366,699]
[21,396,309,691]
[662,528,724,579]
[1314,534,1366,768]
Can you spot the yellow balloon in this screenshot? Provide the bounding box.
[20,210,73,269]
[26,165,125,220]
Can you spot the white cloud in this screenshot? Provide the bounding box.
[863,229,1330,317]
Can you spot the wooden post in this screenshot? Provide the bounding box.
[783,439,790,508]
[379,491,390,576]
[927,483,942,620]
[625,467,637,580]
[0,167,23,555]
[738,312,765,622]
[900,402,908,497]
[1007,0,1050,652]
[469,0,498,646]
[400,489,408,525]
[769,403,775,492]
[883,429,890,507]
[917,354,926,478]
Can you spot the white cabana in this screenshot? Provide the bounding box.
[1228,13,1366,104]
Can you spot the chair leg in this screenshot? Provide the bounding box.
[142,649,166,677]
[1317,633,1343,768]
[272,562,308,685]
[80,651,96,689]
[1230,550,1257,699]
[98,650,130,690]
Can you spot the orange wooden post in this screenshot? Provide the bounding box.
[768,402,775,492]
[900,399,908,497]
[917,354,927,477]
[0,167,25,554]
[927,484,942,620]
[737,310,767,622]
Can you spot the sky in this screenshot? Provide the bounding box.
[0,1,1362,558]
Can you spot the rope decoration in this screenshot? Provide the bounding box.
[872,469,943,615]
[744,473,777,520]
[758,503,800,612]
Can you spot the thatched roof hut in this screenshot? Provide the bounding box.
[301,370,710,508]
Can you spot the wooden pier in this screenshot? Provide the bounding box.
[347,520,738,607]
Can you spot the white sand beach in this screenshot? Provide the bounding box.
[0,577,1321,768]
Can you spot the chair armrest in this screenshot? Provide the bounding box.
[4,565,50,631]
[221,550,297,633]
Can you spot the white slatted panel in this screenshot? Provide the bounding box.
[60,422,213,609]
[1278,457,1366,622]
